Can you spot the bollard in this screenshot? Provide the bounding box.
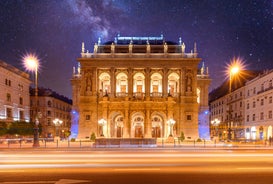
[56,139,59,148]
[174,139,176,148]
[214,139,216,148]
[162,138,164,148]
[194,140,195,147]
[204,139,206,147]
[68,140,70,148]
[45,139,46,148]
[80,140,82,148]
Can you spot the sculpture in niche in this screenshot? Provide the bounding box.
[85,71,92,92]
[186,70,192,92]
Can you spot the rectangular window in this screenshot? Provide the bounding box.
[6,93,11,102]
[19,97,23,105]
[269,111,272,119]
[253,101,256,108]
[86,115,90,120]
[260,112,264,120]
[47,111,51,116]
[252,114,255,121]
[261,99,264,106]
[19,111,24,120]
[246,115,249,122]
[187,115,192,120]
[47,118,51,126]
[7,108,12,118]
[269,96,272,104]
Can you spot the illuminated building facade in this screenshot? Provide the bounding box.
[30,88,72,138]
[245,70,273,140]
[0,60,31,122]
[71,35,211,140]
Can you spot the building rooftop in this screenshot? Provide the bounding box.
[80,34,198,58]
[30,87,72,104]
[209,70,261,102]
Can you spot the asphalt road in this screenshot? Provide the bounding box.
[1,149,273,184]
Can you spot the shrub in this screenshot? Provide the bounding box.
[178,132,185,142]
[90,132,96,142]
[196,138,202,142]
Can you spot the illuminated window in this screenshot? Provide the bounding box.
[99,72,111,95]
[168,72,180,96]
[86,115,90,120]
[133,73,145,93]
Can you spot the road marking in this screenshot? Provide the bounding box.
[2,179,91,184]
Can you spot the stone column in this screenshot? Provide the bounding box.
[111,67,115,97]
[145,109,152,138]
[145,67,150,100]
[163,68,168,97]
[128,68,133,98]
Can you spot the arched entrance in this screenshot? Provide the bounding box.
[115,115,124,138]
[268,126,272,139]
[245,128,250,140]
[131,114,144,138]
[259,126,264,140]
[151,115,163,138]
[251,126,256,140]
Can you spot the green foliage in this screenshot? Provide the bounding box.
[196,138,202,142]
[0,121,42,136]
[90,132,96,142]
[70,138,76,142]
[178,132,185,142]
[0,122,8,136]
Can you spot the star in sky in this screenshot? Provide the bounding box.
[0,0,272,97]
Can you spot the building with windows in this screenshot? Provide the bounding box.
[244,70,273,140]
[30,88,72,138]
[209,70,266,141]
[71,35,211,140]
[0,60,31,122]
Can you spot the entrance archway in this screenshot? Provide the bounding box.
[115,115,124,138]
[131,113,144,138]
[268,126,272,139]
[151,115,163,138]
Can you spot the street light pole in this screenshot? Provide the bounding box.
[227,62,240,141]
[23,53,40,148]
[53,118,63,141]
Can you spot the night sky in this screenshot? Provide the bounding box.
[0,0,272,98]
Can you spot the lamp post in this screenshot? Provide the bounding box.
[211,118,220,140]
[227,59,241,141]
[23,53,40,148]
[53,118,63,141]
[167,118,176,137]
[98,119,107,137]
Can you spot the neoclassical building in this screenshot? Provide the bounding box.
[0,60,31,123]
[71,35,211,140]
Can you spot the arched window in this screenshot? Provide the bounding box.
[99,72,111,95]
[168,73,179,96]
[150,73,162,97]
[47,100,52,107]
[133,73,145,99]
[116,72,128,97]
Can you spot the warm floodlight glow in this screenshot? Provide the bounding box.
[22,53,40,72]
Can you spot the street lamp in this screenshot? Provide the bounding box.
[167,118,176,137]
[23,53,40,148]
[53,118,63,141]
[226,57,244,141]
[211,118,221,139]
[98,118,107,137]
